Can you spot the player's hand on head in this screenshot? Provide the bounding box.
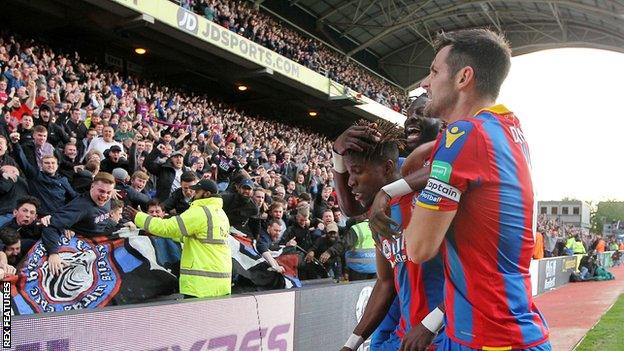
[368,190,399,242]
[399,323,435,351]
[333,125,381,155]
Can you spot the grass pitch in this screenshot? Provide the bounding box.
[575,294,624,351]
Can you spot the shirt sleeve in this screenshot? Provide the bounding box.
[416,120,484,211]
[42,199,87,254]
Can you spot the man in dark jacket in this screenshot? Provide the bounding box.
[11,138,77,215]
[162,171,198,215]
[222,178,258,234]
[35,104,69,148]
[42,172,116,275]
[145,146,189,201]
[0,164,29,214]
[100,145,131,174]
[281,207,315,251]
[58,143,82,184]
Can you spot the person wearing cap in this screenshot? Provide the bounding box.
[221,177,259,235]
[100,144,131,174]
[145,144,190,202]
[125,179,232,298]
[35,103,69,148]
[305,221,342,279]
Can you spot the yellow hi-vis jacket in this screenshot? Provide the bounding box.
[134,196,232,298]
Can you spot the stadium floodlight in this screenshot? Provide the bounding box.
[237,85,248,91]
[308,111,318,117]
[134,48,147,55]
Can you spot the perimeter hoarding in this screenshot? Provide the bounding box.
[9,292,295,351]
[294,280,376,351]
[536,256,578,294]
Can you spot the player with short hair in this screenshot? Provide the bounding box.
[334,120,445,351]
[403,29,550,351]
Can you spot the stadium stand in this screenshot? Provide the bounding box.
[0,28,364,309]
[172,0,409,112]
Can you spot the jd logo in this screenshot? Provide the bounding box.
[177,8,198,34]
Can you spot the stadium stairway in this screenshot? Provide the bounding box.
[534,265,624,350]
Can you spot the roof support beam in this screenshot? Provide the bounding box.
[318,0,361,22]
[548,2,567,41]
[345,0,624,57]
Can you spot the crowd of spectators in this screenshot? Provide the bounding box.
[0,31,370,288]
[175,0,408,112]
[535,215,624,259]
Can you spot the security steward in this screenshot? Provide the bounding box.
[343,219,377,280]
[125,179,231,298]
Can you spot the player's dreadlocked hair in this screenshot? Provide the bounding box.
[345,119,404,164]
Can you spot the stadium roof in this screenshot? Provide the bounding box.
[273,0,624,90]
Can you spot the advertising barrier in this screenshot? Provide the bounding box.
[9,254,608,350]
[294,280,375,351]
[9,291,295,351]
[536,256,578,294]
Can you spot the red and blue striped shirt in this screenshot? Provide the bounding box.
[379,193,445,339]
[416,105,549,349]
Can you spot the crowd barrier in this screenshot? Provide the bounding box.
[9,252,618,350]
[8,280,375,351]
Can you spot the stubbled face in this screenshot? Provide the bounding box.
[327,230,339,243]
[5,242,21,264]
[344,154,389,209]
[90,181,114,207]
[238,185,252,198]
[14,203,37,226]
[420,45,457,122]
[268,223,282,241]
